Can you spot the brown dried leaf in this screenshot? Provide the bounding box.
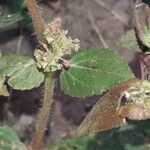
[119,100,150,120]
[76,79,141,136]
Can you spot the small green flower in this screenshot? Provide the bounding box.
[34,49,62,72]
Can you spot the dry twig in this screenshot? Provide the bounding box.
[87,10,109,49]
[93,0,129,27]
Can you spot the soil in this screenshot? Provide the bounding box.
[0,0,142,146]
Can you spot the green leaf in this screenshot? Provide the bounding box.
[0,126,26,150]
[0,12,23,29]
[143,26,150,48]
[0,54,44,90]
[119,30,139,50]
[60,49,134,97]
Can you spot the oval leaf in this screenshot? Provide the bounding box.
[0,54,44,90]
[60,49,134,97]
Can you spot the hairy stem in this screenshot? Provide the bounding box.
[31,73,54,150]
[26,0,47,44]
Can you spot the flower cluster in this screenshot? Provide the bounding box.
[44,17,80,55]
[34,17,80,72]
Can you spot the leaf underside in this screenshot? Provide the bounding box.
[60,49,134,97]
[0,54,44,90]
[76,79,142,136]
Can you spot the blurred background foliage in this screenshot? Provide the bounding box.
[50,120,150,150]
[0,0,31,29]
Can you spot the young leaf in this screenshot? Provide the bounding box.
[0,126,26,150]
[119,30,138,50]
[0,12,23,29]
[60,49,134,97]
[0,54,44,90]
